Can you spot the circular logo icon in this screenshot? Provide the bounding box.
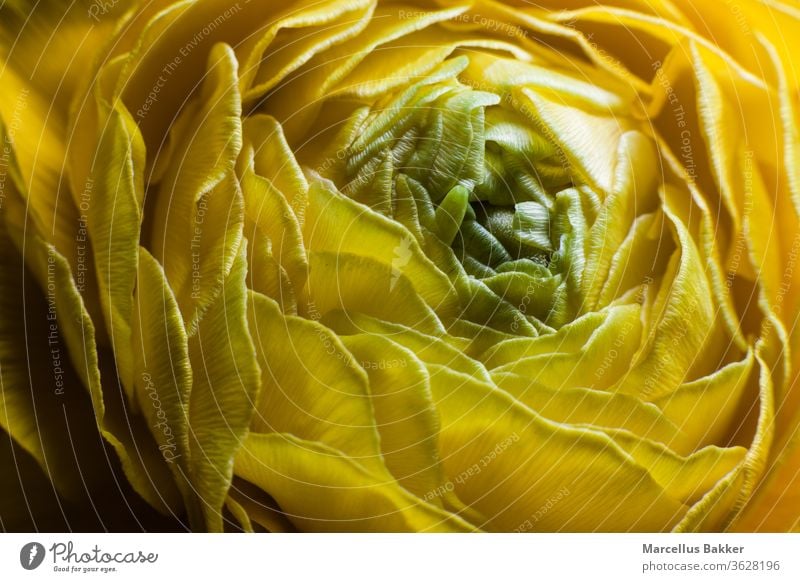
[20,542,45,570]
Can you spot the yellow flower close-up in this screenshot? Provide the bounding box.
[0,0,799,533]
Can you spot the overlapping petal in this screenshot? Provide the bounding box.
[1,0,799,532]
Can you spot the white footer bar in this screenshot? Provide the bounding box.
[1,533,797,581]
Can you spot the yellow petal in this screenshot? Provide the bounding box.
[427,367,686,531]
[340,334,447,500]
[246,291,383,468]
[187,242,261,531]
[234,432,476,532]
[133,248,202,526]
[150,42,243,331]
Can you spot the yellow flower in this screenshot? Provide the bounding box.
[1,0,799,532]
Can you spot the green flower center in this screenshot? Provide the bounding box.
[314,56,597,329]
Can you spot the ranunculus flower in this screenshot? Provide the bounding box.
[1,0,798,532]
